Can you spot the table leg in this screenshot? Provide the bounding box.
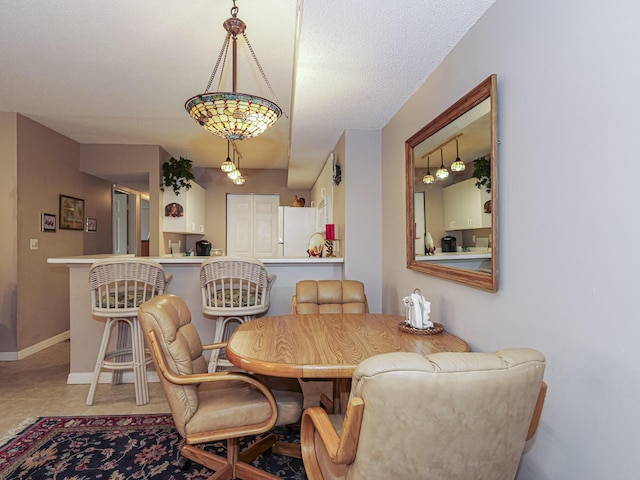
[333,378,352,413]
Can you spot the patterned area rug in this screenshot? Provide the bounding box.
[0,414,305,480]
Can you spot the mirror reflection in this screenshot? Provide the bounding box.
[406,75,498,291]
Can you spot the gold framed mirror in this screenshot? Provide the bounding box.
[405,75,498,291]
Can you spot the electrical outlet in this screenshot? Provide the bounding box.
[30,238,39,250]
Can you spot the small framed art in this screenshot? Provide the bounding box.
[86,217,97,233]
[59,195,85,230]
[41,212,56,232]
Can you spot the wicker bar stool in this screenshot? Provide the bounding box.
[87,257,168,406]
[200,256,276,372]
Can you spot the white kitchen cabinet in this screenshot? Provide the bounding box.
[443,178,491,230]
[226,194,279,257]
[162,182,206,234]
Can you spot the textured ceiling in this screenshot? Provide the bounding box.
[0,0,496,189]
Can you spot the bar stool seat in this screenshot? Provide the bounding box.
[200,256,275,372]
[86,257,168,406]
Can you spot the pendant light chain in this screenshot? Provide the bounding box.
[205,33,231,93]
[241,32,286,117]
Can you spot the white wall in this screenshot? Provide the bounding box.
[381,0,640,478]
[344,129,383,313]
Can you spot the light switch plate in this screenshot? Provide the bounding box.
[30,238,39,250]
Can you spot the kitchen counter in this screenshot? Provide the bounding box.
[415,251,491,261]
[415,251,491,271]
[48,255,344,383]
[48,255,343,265]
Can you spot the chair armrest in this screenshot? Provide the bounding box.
[147,330,278,412]
[526,382,547,440]
[301,397,364,467]
[291,295,297,314]
[202,341,227,351]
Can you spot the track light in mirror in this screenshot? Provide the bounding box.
[185,0,282,140]
[422,156,435,184]
[450,138,465,172]
[436,149,449,179]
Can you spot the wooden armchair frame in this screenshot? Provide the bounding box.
[147,329,284,480]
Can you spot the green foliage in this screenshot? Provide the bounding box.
[472,157,491,193]
[161,156,194,195]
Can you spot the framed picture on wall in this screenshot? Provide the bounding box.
[41,212,56,232]
[85,217,97,233]
[59,195,85,230]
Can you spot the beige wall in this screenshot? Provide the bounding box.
[0,113,18,352]
[80,144,166,256]
[4,115,113,353]
[381,0,640,478]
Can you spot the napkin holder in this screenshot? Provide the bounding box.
[400,288,444,335]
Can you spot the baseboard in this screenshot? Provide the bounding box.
[0,331,70,361]
[67,370,160,385]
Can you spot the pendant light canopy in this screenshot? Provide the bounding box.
[422,156,435,184]
[185,0,282,140]
[450,138,466,172]
[436,148,449,180]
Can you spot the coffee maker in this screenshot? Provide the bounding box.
[195,240,212,256]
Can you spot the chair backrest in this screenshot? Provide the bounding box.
[138,294,209,437]
[90,258,167,317]
[200,256,275,316]
[292,280,369,314]
[345,348,545,480]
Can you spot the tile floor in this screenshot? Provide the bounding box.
[0,340,328,441]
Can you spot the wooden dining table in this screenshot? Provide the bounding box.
[226,313,470,412]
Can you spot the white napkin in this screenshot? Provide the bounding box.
[403,291,433,329]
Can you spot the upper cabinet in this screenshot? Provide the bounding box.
[163,182,206,234]
[443,178,491,230]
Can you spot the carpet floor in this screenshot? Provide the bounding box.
[0,413,305,480]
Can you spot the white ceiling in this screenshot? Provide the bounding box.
[0,0,496,189]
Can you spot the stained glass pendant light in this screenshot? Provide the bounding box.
[220,140,236,172]
[436,148,449,180]
[450,138,466,172]
[227,150,241,180]
[185,0,282,140]
[422,156,435,184]
[233,155,246,185]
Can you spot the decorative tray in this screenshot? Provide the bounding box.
[398,322,444,335]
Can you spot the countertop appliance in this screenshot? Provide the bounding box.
[278,206,318,257]
[441,236,457,252]
[195,240,211,256]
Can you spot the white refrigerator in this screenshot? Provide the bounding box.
[278,206,318,257]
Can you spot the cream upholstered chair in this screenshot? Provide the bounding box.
[291,280,369,314]
[201,256,276,372]
[138,294,303,480]
[87,257,168,406]
[301,348,547,480]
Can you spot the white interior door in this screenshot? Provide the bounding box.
[226,194,279,257]
[253,195,279,257]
